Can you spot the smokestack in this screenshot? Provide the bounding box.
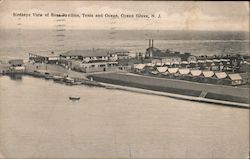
[149,39,151,48]
[152,39,154,48]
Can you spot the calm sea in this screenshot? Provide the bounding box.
[0,76,249,158]
[0,29,249,60]
[0,29,249,158]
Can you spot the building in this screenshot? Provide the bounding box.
[59,49,129,73]
[133,64,146,73]
[8,59,25,72]
[145,39,196,66]
[29,52,60,64]
[116,49,131,60]
[228,74,243,86]
[60,49,112,62]
[79,61,118,73]
[60,49,129,63]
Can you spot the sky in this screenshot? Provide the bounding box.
[0,1,249,31]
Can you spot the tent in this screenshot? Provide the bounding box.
[228,73,242,81]
[156,66,168,73]
[191,70,202,76]
[215,72,227,79]
[164,61,172,66]
[134,64,145,70]
[228,73,242,85]
[202,71,214,77]
[178,68,190,75]
[168,68,179,74]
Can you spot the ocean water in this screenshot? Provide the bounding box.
[0,29,249,60]
[0,29,249,158]
[0,76,249,158]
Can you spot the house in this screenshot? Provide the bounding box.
[197,60,206,69]
[133,64,145,72]
[60,49,114,62]
[8,59,25,72]
[181,61,189,68]
[59,49,123,73]
[116,49,131,60]
[60,49,129,63]
[228,73,243,86]
[79,61,118,73]
[29,52,60,64]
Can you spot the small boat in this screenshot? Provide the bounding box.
[44,74,53,80]
[53,75,64,81]
[69,96,80,100]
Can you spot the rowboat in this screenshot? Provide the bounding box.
[69,96,80,100]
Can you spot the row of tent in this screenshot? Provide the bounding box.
[134,64,242,81]
[150,59,230,66]
[149,59,231,66]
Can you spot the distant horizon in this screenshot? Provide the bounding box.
[0,28,249,33]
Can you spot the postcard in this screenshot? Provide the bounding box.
[0,1,249,158]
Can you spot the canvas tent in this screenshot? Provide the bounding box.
[191,70,202,76]
[202,71,214,77]
[157,67,168,73]
[134,64,145,70]
[168,68,179,74]
[178,68,190,75]
[215,72,227,79]
[228,73,243,85]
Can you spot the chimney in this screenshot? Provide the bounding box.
[149,39,151,48]
[152,39,154,48]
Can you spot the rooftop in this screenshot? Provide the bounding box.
[29,51,60,57]
[61,49,129,57]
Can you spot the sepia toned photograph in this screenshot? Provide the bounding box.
[0,1,249,158]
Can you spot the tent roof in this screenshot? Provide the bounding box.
[206,59,213,63]
[191,70,202,76]
[157,67,168,73]
[164,61,172,65]
[197,60,206,63]
[228,74,242,81]
[168,68,179,73]
[215,72,227,79]
[179,69,190,75]
[181,61,189,64]
[135,64,145,70]
[202,71,214,77]
[213,59,221,62]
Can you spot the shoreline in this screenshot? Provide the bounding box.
[89,72,250,109]
[1,70,249,109]
[99,82,250,109]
